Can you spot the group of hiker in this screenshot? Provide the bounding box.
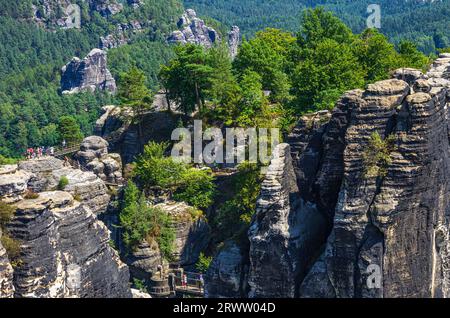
[180,273,204,291]
[25,140,67,160]
[26,146,55,159]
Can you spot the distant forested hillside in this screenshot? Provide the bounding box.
[184,0,450,53]
[0,0,182,158]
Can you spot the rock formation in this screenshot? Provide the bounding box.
[0,158,132,298]
[168,9,240,56]
[156,202,210,267]
[88,0,123,17]
[32,0,122,28]
[206,53,450,298]
[7,191,130,297]
[228,26,241,59]
[100,21,144,50]
[61,49,117,95]
[124,201,210,281]
[16,157,110,215]
[205,242,248,298]
[75,136,123,184]
[0,229,14,298]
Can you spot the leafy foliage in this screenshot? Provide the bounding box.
[363,132,396,178]
[173,168,216,209]
[195,252,213,273]
[214,162,262,242]
[120,181,176,260]
[184,0,450,54]
[57,176,69,191]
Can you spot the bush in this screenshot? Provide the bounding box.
[0,155,18,165]
[173,168,216,209]
[1,234,21,266]
[214,162,262,242]
[363,132,396,178]
[120,181,176,260]
[57,176,69,190]
[195,252,213,273]
[0,200,15,228]
[133,278,148,293]
[133,142,186,189]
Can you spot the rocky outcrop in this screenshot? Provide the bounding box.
[207,54,450,298]
[124,201,210,281]
[32,0,122,28]
[155,201,210,267]
[88,0,123,17]
[75,136,123,184]
[169,9,240,55]
[228,26,241,59]
[95,106,182,164]
[205,242,248,298]
[61,49,116,95]
[0,165,32,203]
[100,21,143,50]
[15,157,110,215]
[124,239,165,281]
[168,9,219,48]
[7,191,130,297]
[0,229,14,298]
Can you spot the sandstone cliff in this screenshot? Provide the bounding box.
[206,53,450,298]
[0,229,14,298]
[0,158,132,298]
[168,9,240,57]
[61,49,117,95]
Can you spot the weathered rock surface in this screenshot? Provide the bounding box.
[228,26,241,59]
[32,0,122,28]
[61,49,116,95]
[205,242,248,298]
[7,191,131,297]
[0,229,14,298]
[88,0,123,17]
[75,136,123,184]
[207,54,450,298]
[155,201,210,267]
[100,21,143,50]
[124,201,210,282]
[15,157,110,214]
[169,9,240,56]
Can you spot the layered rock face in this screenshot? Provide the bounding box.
[168,9,240,56]
[228,26,241,59]
[0,157,132,298]
[16,157,110,215]
[205,242,248,298]
[124,201,210,281]
[8,191,130,298]
[156,202,210,267]
[0,229,14,298]
[207,54,450,298]
[61,49,117,95]
[75,136,123,184]
[94,105,182,164]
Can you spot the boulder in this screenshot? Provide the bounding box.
[0,229,14,298]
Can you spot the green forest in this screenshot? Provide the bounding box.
[0,0,182,158]
[0,0,440,160]
[184,0,450,54]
